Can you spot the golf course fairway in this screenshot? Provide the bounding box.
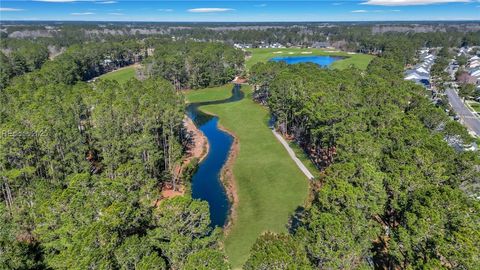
[186,84,309,269]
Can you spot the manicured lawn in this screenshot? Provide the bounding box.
[245,47,374,70]
[98,66,137,84]
[287,140,320,179]
[186,85,232,103]
[186,85,309,269]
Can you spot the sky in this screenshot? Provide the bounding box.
[0,0,479,22]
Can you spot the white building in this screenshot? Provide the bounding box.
[404,52,435,88]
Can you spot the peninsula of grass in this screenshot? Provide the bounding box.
[186,84,310,269]
[97,65,137,84]
[246,47,374,70]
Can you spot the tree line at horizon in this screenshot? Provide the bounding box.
[3,22,479,49]
[2,22,478,92]
[1,26,480,269]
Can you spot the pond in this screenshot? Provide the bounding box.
[270,55,344,67]
[186,85,243,228]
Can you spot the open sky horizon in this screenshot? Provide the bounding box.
[1,0,479,22]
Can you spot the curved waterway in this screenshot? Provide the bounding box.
[186,84,244,227]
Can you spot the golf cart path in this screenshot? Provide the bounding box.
[271,129,315,180]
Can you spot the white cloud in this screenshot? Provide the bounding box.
[362,0,470,6]
[34,0,78,2]
[108,12,123,15]
[96,1,117,4]
[352,9,402,12]
[158,9,174,12]
[0,8,24,11]
[332,2,343,5]
[187,8,235,13]
[71,12,95,15]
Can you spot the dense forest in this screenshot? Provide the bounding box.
[1,22,480,269]
[147,41,244,89]
[246,40,480,269]
[0,39,243,269]
[0,39,146,90]
[0,39,49,90]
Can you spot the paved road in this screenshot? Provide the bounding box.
[445,88,480,136]
[271,130,315,180]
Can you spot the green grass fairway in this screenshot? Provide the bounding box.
[246,48,374,70]
[98,66,137,84]
[186,85,310,269]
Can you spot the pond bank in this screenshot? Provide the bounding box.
[187,84,243,228]
[216,124,240,235]
[160,116,209,200]
[186,84,310,268]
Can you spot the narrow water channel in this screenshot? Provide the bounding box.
[186,84,244,227]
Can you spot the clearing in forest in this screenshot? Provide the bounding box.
[97,65,138,84]
[186,84,310,269]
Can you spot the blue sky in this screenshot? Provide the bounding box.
[1,0,479,22]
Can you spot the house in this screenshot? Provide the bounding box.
[458,47,468,57]
[423,57,434,63]
[232,76,248,84]
[471,62,480,69]
[418,54,435,70]
[102,59,112,65]
[470,67,480,79]
[418,49,430,59]
[405,72,425,81]
[233,43,252,49]
[416,67,429,74]
[419,49,429,54]
[469,60,480,69]
[270,42,285,49]
[423,54,435,60]
[312,41,330,48]
[405,69,430,88]
[422,61,433,67]
[458,72,478,85]
[404,49,436,89]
